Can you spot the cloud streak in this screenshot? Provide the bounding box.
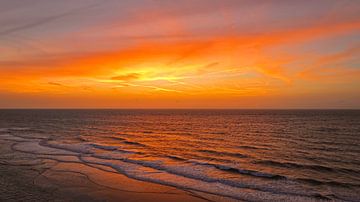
[0,2,103,36]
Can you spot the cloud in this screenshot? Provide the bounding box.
[0,2,102,36]
[297,45,360,80]
[48,82,65,87]
[111,73,141,81]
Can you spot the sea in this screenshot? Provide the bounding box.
[0,109,359,201]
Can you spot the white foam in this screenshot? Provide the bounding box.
[87,154,314,199]
[42,141,138,156]
[4,135,318,200]
[89,143,118,151]
[13,141,77,156]
[0,128,8,132]
[2,136,30,142]
[80,156,313,201]
[41,141,94,154]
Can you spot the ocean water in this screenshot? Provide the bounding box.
[0,109,359,201]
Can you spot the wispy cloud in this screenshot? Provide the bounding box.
[111,73,141,81]
[0,2,103,36]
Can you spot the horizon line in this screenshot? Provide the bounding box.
[0,108,359,110]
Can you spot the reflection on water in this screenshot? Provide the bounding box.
[0,109,360,201]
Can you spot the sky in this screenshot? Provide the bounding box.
[0,0,359,109]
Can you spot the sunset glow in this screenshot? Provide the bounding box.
[1,0,359,108]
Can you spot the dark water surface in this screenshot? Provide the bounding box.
[0,109,359,201]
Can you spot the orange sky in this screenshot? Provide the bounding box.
[0,0,359,108]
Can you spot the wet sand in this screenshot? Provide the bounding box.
[0,137,233,202]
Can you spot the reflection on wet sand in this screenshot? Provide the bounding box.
[0,132,232,202]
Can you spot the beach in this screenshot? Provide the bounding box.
[0,137,229,202]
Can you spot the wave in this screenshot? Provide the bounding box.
[2,134,335,201]
[315,127,341,132]
[197,149,248,158]
[40,140,140,155]
[88,154,321,199]
[0,127,32,132]
[89,143,118,151]
[188,160,286,180]
[166,155,186,161]
[237,145,270,150]
[78,156,264,201]
[0,129,9,132]
[108,136,126,141]
[23,139,289,183]
[296,178,360,188]
[212,131,226,135]
[39,140,93,154]
[122,141,146,147]
[28,138,360,191]
[255,160,360,175]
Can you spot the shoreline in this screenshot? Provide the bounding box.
[0,136,233,202]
